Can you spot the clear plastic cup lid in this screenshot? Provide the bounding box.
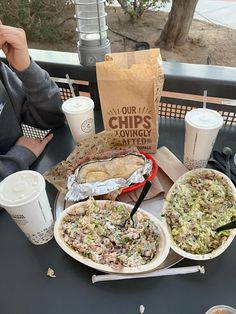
[62,96,94,115]
[0,170,45,207]
[185,108,224,129]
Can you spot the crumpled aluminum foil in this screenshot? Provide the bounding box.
[65,153,153,201]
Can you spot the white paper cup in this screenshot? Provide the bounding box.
[0,170,54,245]
[62,96,95,143]
[184,108,223,169]
[205,305,236,314]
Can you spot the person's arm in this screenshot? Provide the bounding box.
[0,23,64,181]
[15,59,65,129]
[0,134,53,181]
[0,23,65,129]
[0,146,36,182]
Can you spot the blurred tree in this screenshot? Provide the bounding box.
[0,0,75,42]
[107,0,169,22]
[156,0,199,48]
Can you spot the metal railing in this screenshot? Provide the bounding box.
[2,49,236,124]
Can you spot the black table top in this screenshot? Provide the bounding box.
[1,115,236,314]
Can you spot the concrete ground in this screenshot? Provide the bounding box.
[162,0,236,30]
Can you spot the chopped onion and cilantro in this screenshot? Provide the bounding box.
[59,200,160,270]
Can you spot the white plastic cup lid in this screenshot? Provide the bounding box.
[62,96,94,115]
[185,108,223,129]
[0,170,45,207]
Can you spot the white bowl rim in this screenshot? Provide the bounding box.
[54,200,171,274]
[162,168,236,261]
[205,304,236,314]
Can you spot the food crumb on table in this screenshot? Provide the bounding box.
[47,267,56,278]
[139,304,145,313]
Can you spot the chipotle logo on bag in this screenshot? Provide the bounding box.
[107,105,153,148]
[96,49,164,153]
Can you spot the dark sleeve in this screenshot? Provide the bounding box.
[16,60,65,129]
[1,59,65,129]
[0,146,36,182]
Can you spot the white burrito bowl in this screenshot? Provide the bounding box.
[54,200,170,274]
[162,168,236,261]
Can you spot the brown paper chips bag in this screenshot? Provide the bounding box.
[96,49,164,153]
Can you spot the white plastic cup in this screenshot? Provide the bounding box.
[205,305,236,314]
[62,96,95,143]
[184,108,224,170]
[0,170,54,245]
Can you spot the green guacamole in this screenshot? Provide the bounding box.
[165,169,236,254]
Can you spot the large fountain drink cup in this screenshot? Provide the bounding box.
[184,108,224,170]
[62,96,95,143]
[0,170,54,245]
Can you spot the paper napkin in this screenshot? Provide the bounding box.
[118,146,188,203]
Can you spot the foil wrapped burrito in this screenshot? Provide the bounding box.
[66,153,153,201]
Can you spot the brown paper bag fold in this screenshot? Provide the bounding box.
[118,146,188,203]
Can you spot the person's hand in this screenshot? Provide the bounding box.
[16,134,54,158]
[0,21,30,71]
